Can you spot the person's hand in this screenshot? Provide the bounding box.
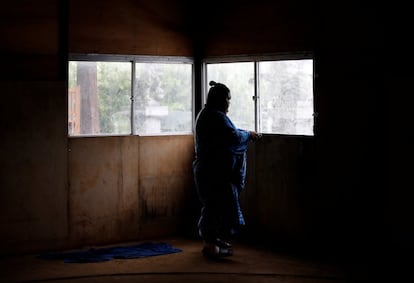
[249,131,262,141]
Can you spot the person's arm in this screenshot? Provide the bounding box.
[218,112,261,146]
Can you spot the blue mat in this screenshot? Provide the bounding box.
[38,242,182,263]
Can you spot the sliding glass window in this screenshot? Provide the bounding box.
[68,55,193,137]
[134,63,192,135]
[205,56,314,136]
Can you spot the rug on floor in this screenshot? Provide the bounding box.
[37,242,182,263]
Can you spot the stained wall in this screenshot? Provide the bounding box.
[68,135,194,248]
[0,0,399,257]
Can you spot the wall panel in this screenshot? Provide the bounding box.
[69,0,193,56]
[0,82,68,254]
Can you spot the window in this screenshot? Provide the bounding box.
[68,55,193,136]
[205,56,314,136]
[68,54,312,137]
[68,61,131,136]
[134,63,193,135]
[207,62,255,131]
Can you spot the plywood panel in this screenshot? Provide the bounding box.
[199,0,313,56]
[138,135,195,236]
[0,0,59,55]
[68,136,140,246]
[240,135,315,246]
[67,135,196,246]
[69,0,193,56]
[0,82,68,254]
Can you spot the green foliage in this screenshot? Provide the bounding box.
[97,62,131,134]
[68,62,77,88]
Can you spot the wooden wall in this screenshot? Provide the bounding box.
[195,0,313,56]
[69,0,193,56]
[68,135,195,248]
[0,0,197,254]
[0,82,68,254]
[0,0,67,254]
[0,0,406,257]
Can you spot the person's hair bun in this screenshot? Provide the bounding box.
[209,81,217,87]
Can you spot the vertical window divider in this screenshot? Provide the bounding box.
[201,62,207,106]
[131,60,136,135]
[192,63,198,131]
[254,61,260,132]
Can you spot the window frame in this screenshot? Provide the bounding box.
[202,52,315,136]
[68,53,195,137]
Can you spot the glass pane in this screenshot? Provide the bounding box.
[134,63,192,135]
[68,61,131,136]
[207,62,255,131]
[259,60,314,135]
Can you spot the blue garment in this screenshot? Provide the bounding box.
[193,106,250,241]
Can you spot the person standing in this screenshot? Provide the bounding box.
[193,81,261,258]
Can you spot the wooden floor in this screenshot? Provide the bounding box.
[0,237,354,283]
